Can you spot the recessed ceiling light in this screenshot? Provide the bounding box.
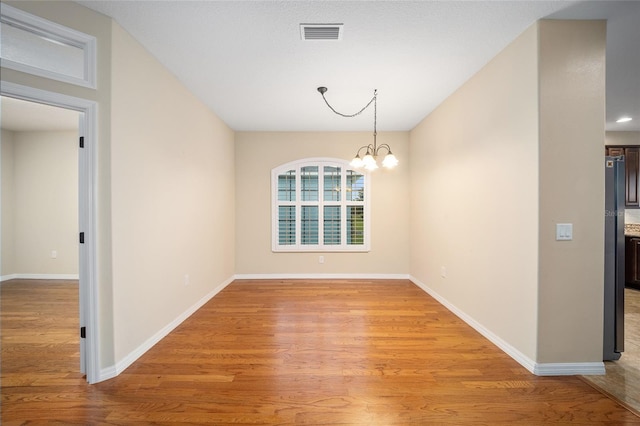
[616,116,633,123]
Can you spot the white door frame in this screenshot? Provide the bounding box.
[1,81,100,383]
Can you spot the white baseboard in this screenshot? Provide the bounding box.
[1,273,79,282]
[0,274,18,282]
[101,275,235,382]
[98,365,118,383]
[409,275,604,377]
[534,362,605,376]
[409,275,537,374]
[234,273,411,280]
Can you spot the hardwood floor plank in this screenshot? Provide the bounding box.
[2,279,640,424]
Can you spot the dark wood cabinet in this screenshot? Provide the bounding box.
[626,236,640,288]
[607,146,640,208]
[608,147,625,157]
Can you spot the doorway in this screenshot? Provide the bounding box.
[0,83,99,383]
[1,96,80,279]
[582,154,640,413]
[1,94,80,372]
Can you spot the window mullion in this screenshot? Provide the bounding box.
[318,165,324,248]
[340,168,346,249]
[295,165,301,249]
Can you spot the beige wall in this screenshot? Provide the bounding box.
[410,20,607,367]
[110,23,235,363]
[1,130,16,276]
[537,20,606,363]
[2,1,235,373]
[235,131,410,276]
[5,130,78,276]
[410,25,540,361]
[605,131,640,146]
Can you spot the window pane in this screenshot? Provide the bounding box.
[278,170,296,201]
[324,166,341,201]
[324,206,341,245]
[301,166,319,201]
[273,160,369,252]
[301,206,319,245]
[0,21,85,79]
[347,170,365,201]
[347,206,364,245]
[278,206,296,245]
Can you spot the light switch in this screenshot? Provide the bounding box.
[556,223,573,241]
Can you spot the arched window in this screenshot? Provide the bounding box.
[272,158,370,252]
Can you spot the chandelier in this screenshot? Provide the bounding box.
[317,86,398,171]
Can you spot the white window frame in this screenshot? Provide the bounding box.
[0,3,97,89]
[272,158,371,252]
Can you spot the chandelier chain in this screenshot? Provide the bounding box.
[320,90,377,118]
[316,86,397,170]
[373,90,377,142]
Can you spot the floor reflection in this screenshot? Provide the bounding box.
[582,287,640,414]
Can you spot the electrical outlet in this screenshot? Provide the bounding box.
[441,266,447,278]
[319,256,325,264]
[51,250,58,259]
[184,274,190,286]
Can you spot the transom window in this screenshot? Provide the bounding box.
[272,158,370,252]
[0,4,97,88]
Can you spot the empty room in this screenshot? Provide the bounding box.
[2,0,639,423]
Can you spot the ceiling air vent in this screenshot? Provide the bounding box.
[300,23,343,41]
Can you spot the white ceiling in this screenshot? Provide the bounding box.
[2,1,639,132]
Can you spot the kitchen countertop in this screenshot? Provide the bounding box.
[626,224,640,237]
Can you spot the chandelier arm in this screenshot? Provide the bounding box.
[374,143,393,156]
[358,145,374,156]
[320,90,377,118]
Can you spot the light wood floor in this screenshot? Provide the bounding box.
[2,279,640,424]
[582,287,640,414]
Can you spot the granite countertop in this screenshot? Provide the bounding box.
[626,224,640,237]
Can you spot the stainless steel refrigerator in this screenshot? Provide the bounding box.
[604,156,625,361]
